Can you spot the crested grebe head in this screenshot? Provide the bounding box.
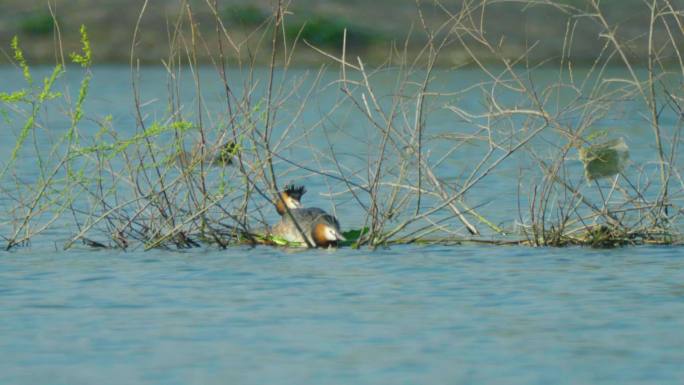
[275,184,306,215]
[313,222,346,248]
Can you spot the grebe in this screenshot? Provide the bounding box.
[275,184,306,215]
[271,185,345,247]
[271,207,346,248]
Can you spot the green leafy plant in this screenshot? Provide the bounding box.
[339,227,369,248]
[3,37,62,170]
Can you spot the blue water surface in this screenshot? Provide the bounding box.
[2,245,684,385]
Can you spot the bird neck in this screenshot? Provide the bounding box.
[275,193,288,216]
[313,223,333,248]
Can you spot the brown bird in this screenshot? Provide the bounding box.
[271,185,345,248]
[274,184,306,215]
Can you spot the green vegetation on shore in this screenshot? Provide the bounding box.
[0,0,673,66]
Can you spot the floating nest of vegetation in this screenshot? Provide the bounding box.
[522,224,678,249]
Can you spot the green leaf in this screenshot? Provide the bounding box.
[0,90,29,103]
[70,25,92,67]
[11,36,32,85]
[342,227,368,241]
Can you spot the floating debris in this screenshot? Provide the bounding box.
[579,138,629,180]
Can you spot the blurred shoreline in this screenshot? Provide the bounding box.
[0,0,677,66]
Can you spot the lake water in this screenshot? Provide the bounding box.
[1,65,684,384]
[2,246,684,385]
